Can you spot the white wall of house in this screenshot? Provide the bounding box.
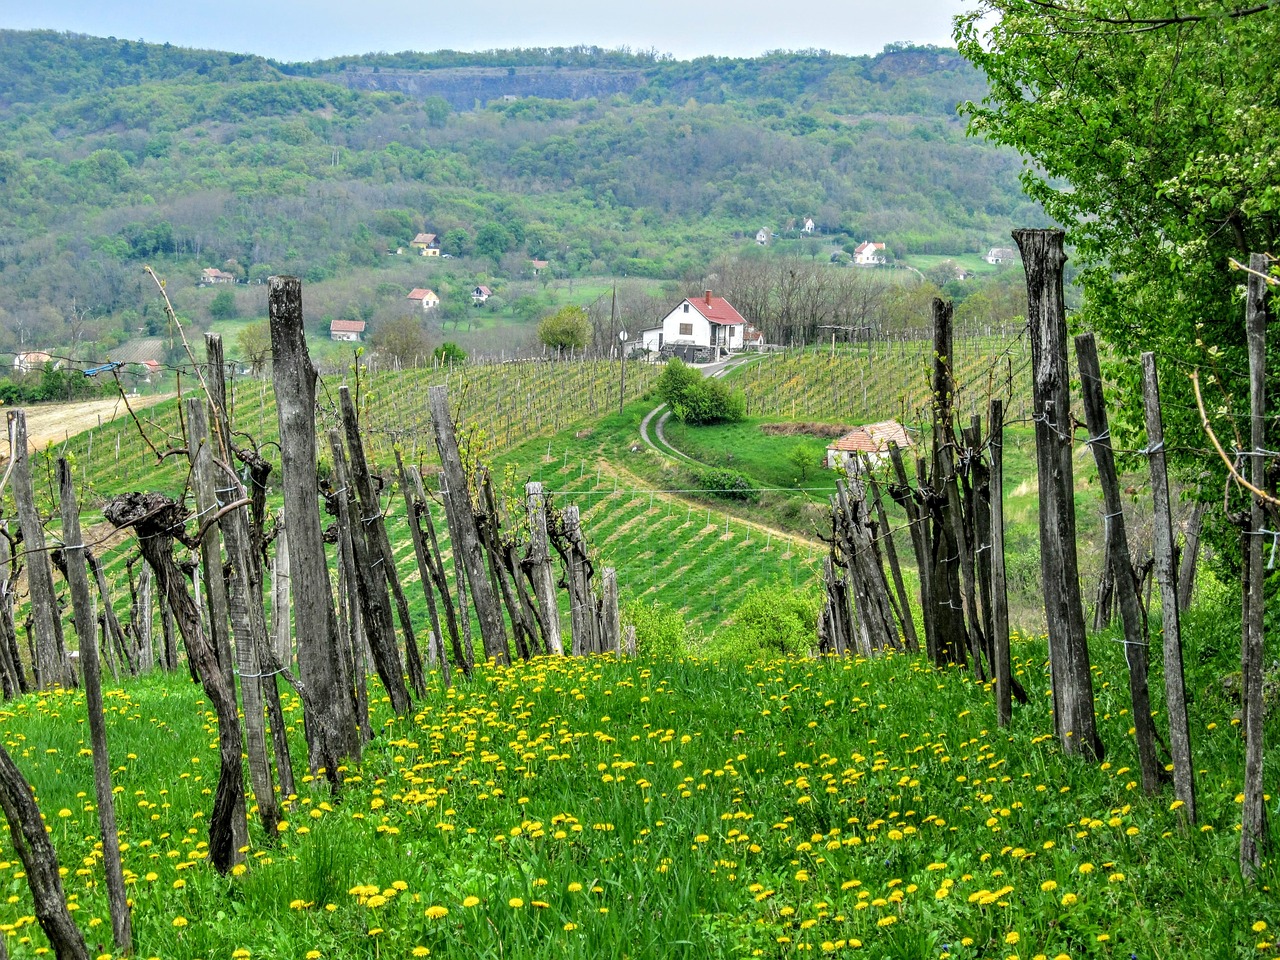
[659,303,744,350]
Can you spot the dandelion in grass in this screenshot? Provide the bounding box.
[462,896,480,908]
[425,905,448,920]
[509,897,524,908]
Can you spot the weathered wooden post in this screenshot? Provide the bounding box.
[270,275,362,779]
[0,530,28,697]
[1014,227,1103,760]
[429,385,509,664]
[1076,334,1161,793]
[329,430,411,716]
[8,411,71,688]
[408,465,472,676]
[1240,252,1269,878]
[190,397,283,836]
[1140,352,1196,824]
[988,400,1012,728]
[0,742,89,960]
[525,482,565,655]
[56,461,131,955]
[340,386,426,697]
[393,452,451,684]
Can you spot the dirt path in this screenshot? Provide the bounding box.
[3,395,173,454]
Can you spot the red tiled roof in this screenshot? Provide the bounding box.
[854,242,885,256]
[687,292,745,326]
[828,420,911,454]
[407,288,438,300]
[474,285,492,296]
[412,233,438,245]
[330,319,367,333]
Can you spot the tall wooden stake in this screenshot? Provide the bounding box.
[1140,352,1196,824]
[270,275,361,780]
[1076,333,1161,794]
[1240,251,1269,878]
[8,411,71,688]
[989,400,1012,728]
[428,385,509,664]
[56,461,131,954]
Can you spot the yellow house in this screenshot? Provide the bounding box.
[411,233,441,256]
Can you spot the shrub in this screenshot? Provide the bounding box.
[621,597,697,658]
[705,582,822,660]
[696,468,759,503]
[656,358,746,425]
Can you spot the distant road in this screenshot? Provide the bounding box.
[4,394,172,454]
[637,355,755,462]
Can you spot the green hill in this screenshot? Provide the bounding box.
[0,31,1045,368]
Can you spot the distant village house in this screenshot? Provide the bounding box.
[825,420,913,471]
[330,319,367,342]
[12,351,56,374]
[755,227,772,246]
[411,233,441,256]
[200,267,236,284]
[985,247,1018,265]
[802,217,816,234]
[407,288,440,311]
[853,242,887,266]
[529,259,549,276]
[472,285,493,304]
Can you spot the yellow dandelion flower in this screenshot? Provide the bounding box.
[1005,932,1019,945]
[425,905,448,920]
[1041,880,1057,892]
[172,917,188,928]
[462,896,480,908]
[413,948,430,957]
[508,897,524,908]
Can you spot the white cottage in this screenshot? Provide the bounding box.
[659,291,747,355]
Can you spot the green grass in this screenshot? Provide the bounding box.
[0,620,1273,959]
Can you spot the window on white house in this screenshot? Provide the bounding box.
[682,303,689,313]
[679,323,693,336]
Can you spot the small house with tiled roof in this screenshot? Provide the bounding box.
[985,246,1018,265]
[200,267,236,284]
[472,285,493,304]
[853,242,886,266]
[411,233,441,256]
[407,288,440,311]
[825,420,912,470]
[330,319,367,342]
[659,290,747,356]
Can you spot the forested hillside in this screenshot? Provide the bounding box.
[0,31,1045,360]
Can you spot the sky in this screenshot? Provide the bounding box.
[0,0,968,62]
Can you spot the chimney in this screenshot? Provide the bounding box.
[704,289,712,305]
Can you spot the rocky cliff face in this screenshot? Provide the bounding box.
[325,66,646,110]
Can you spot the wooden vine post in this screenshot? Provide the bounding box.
[270,275,362,780]
[989,399,1012,728]
[1140,352,1196,824]
[56,460,131,954]
[7,411,71,689]
[1240,251,1269,878]
[428,385,509,664]
[1076,334,1162,794]
[525,482,565,656]
[1014,227,1103,760]
[339,386,426,697]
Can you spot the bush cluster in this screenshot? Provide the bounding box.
[656,358,746,425]
[696,468,759,503]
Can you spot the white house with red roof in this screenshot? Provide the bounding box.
[853,241,887,266]
[659,290,747,355]
[329,319,367,342]
[407,288,440,310]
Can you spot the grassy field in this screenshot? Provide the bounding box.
[0,597,1271,959]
